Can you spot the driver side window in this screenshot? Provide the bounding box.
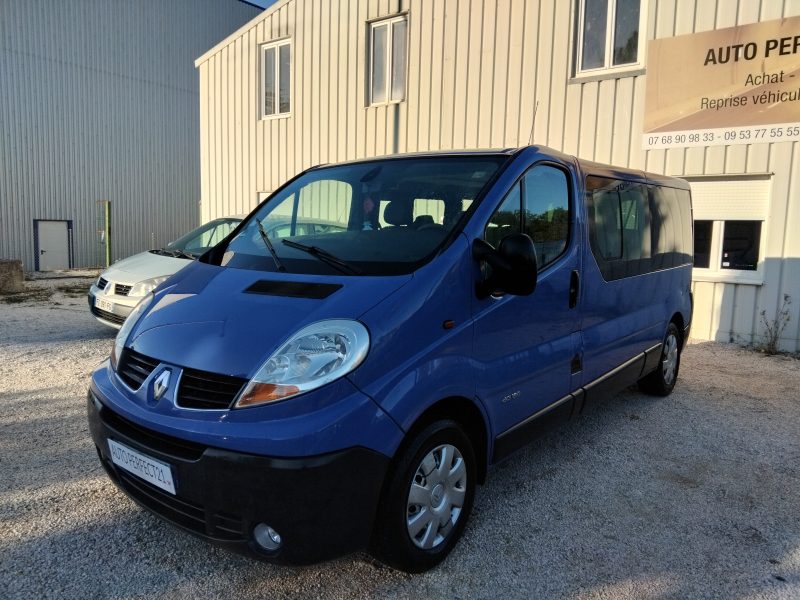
[484,183,521,248]
[485,165,570,269]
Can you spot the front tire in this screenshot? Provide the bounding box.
[638,322,681,396]
[371,420,476,573]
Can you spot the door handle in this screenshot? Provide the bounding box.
[569,270,580,309]
[40,249,46,255]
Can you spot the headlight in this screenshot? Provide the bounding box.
[235,319,370,408]
[111,294,154,370]
[129,275,170,297]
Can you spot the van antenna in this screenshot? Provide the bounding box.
[527,101,539,146]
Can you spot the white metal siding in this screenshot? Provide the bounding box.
[0,0,260,271]
[197,0,800,351]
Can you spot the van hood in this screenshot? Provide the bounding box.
[103,251,190,283]
[127,260,411,378]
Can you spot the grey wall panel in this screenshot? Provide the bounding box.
[197,0,800,350]
[0,0,260,271]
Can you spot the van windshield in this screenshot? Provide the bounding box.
[216,156,507,275]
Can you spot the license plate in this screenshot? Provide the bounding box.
[95,297,114,312]
[108,439,176,495]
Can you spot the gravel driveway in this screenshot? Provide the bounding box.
[1,278,799,599]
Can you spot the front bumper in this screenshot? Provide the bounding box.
[88,285,137,328]
[87,391,390,565]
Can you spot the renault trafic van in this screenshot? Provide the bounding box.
[87,146,692,572]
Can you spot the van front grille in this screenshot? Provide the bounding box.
[115,284,132,296]
[117,349,160,390]
[177,368,247,410]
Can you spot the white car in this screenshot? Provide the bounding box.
[88,217,243,328]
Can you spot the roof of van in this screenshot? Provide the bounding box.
[307,148,519,169]
[306,146,691,190]
[575,157,690,190]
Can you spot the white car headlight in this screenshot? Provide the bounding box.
[235,319,370,408]
[129,275,170,297]
[111,294,154,369]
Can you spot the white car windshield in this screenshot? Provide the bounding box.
[159,218,241,257]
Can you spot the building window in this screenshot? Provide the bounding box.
[693,220,713,269]
[369,16,407,105]
[686,177,769,283]
[721,221,761,271]
[262,40,291,117]
[693,220,763,273]
[576,0,643,74]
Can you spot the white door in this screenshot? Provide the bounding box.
[37,221,70,270]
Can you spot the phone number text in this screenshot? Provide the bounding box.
[643,123,800,149]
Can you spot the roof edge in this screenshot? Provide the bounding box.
[194,0,291,67]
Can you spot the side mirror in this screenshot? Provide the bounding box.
[472,233,538,298]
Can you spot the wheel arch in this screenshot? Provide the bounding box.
[670,311,686,346]
[394,396,489,485]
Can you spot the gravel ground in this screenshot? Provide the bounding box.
[1,278,799,599]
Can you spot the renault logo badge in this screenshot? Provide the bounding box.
[153,370,171,402]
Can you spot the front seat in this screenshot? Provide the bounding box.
[383,200,413,227]
[412,215,434,228]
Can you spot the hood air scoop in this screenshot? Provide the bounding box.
[244,280,343,299]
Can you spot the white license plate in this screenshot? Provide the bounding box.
[95,297,114,312]
[108,439,176,495]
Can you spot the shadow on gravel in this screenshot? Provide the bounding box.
[0,324,116,346]
[0,305,116,346]
[0,387,98,494]
[0,386,89,410]
[0,508,404,600]
[2,514,213,599]
[456,387,799,598]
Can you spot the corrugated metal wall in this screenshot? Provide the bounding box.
[197,0,800,351]
[0,0,260,271]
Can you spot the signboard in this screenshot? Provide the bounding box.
[643,16,800,149]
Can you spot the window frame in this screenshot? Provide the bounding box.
[685,175,770,285]
[260,38,292,120]
[692,219,766,285]
[483,162,573,273]
[368,14,408,107]
[574,0,647,78]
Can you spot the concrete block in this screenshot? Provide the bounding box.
[0,260,24,293]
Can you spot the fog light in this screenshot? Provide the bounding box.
[253,523,282,551]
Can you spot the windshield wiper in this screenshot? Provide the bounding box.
[257,219,286,272]
[156,248,195,259]
[281,240,362,275]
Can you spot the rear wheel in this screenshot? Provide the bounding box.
[371,420,476,573]
[638,322,681,396]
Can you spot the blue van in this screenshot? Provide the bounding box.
[88,146,692,572]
